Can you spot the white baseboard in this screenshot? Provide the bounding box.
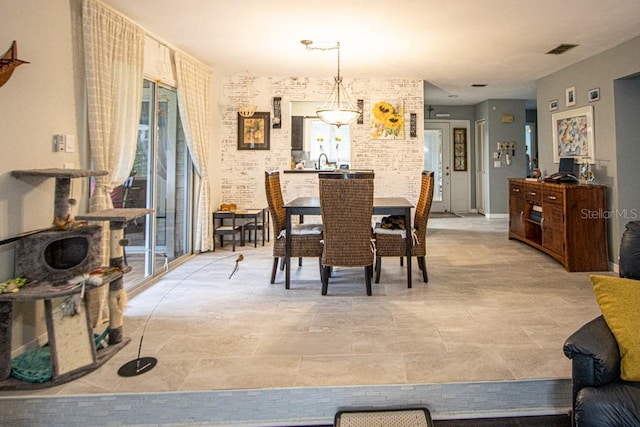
[484,213,509,219]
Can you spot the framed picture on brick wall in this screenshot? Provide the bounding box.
[238,112,270,150]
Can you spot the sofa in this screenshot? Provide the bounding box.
[563,221,640,426]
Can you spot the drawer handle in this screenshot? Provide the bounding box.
[548,195,557,200]
[513,188,520,193]
[529,192,537,196]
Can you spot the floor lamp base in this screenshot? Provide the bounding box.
[117,357,158,377]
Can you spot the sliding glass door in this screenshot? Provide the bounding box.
[114,80,193,288]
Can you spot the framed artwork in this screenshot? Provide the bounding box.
[370,100,404,139]
[588,87,600,102]
[453,128,467,171]
[549,99,559,111]
[238,112,270,150]
[552,106,594,163]
[565,86,576,106]
[272,97,281,129]
[409,113,417,137]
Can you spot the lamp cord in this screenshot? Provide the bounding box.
[133,253,240,362]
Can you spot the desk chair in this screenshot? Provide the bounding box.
[319,170,375,296]
[264,171,323,285]
[374,170,434,285]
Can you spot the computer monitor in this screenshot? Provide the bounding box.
[559,157,575,174]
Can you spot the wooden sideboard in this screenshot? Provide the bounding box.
[508,178,609,272]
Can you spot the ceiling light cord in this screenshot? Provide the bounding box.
[335,42,342,105]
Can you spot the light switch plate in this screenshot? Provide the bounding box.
[65,134,75,153]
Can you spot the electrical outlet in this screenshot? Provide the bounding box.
[53,134,66,152]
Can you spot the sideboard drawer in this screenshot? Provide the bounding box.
[544,188,564,205]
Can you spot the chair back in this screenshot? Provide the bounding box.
[319,171,374,267]
[619,220,640,279]
[264,171,286,236]
[414,170,435,236]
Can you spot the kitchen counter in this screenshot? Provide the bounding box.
[283,168,336,174]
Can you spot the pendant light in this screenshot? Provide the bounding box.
[302,40,361,128]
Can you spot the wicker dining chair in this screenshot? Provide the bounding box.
[264,171,323,285]
[374,170,434,285]
[319,170,375,296]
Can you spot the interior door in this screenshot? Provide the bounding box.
[475,119,487,215]
[424,122,451,212]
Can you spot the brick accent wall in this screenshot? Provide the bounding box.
[218,75,424,211]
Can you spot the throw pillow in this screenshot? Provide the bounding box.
[591,274,640,381]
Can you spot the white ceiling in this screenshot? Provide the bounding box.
[103,0,640,107]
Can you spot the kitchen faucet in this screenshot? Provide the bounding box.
[317,153,328,170]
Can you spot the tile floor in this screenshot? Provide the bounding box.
[8,214,608,396]
[0,214,611,425]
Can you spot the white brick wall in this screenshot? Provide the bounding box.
[218,75,424,210]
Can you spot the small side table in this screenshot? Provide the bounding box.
[213,208,269,250]
[213,211,245,251]
[236,208,269,247]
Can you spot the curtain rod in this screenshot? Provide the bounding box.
[91,0,210,71]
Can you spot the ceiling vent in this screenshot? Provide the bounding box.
[546,44,578,55]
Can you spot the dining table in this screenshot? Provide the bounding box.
[283,196,414,290]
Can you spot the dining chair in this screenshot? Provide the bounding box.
[318,170,375,296]
[374,170,434,285]
[264,170,323,284]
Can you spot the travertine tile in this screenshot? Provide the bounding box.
[180,357,301,390]
[296,354,408,386]
[1,215,603,399]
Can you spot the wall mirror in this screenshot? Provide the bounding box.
[290,101,351,170]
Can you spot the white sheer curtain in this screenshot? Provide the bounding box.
[174,52,213,252]
[82,0,144,261]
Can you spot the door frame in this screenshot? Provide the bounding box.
[475,119,488,215]
[424,121,451,212]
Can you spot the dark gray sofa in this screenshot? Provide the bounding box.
[563,221,640,426]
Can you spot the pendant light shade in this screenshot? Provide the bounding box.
[303,40,361,127]
[316,75,361,127]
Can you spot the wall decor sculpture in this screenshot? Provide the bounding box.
[0,41,29,89]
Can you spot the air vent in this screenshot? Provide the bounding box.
[471,84,487,87]
[546,44,578,55]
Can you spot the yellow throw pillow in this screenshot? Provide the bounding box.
[591,275,640,381]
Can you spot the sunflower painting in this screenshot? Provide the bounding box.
[370,100,404,139]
